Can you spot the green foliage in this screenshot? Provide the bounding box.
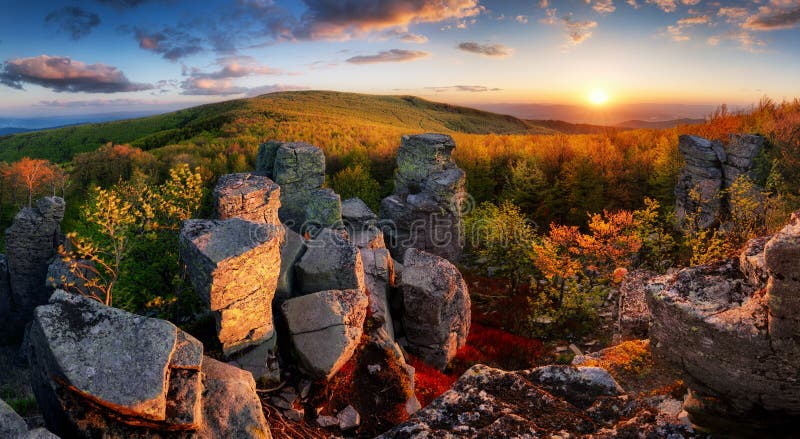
[331,164,383,212]
[59,164,205,312]
[633,197,678,272]
[464,201,537,294]
[500,159,548,217]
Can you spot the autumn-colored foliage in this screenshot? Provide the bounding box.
[407,357,457,408]
[0,157,65,207]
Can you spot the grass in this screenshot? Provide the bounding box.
[0,91,553,163]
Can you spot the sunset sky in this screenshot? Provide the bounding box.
[1,0,799,118]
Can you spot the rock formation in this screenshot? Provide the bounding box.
[646,212,800,426]
[1,397,58,438]
[380,364,694,438]
[25,291,270,438]
[675,134,765,229]
[615,269,656,341]
[398,248,470,370]
[213,173,280,225]
[282,289,368,379]
[2,196,65,342]
[295,228,365,295]
[276,227,306,301]
[257,141,341,233]
[380,134,467,262]
[180,218,283,381]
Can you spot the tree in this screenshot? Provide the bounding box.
[331,164,382,212]
[464,201,537,295]
[58,164,205,307]
[500,159,548,219]
[0,157,60,207]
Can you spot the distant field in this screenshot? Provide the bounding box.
[0,91,557,163]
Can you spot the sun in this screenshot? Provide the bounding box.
[588,89,610,106]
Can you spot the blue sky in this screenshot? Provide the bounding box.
[0,0,799,117]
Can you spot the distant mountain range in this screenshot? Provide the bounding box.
[614,118,706,129]
[471,102,732,126]
[0,91,713,162]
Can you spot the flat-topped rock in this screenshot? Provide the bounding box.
[272,142,326,191]
[296,228,365,295]
[213,173,280,225]
[342,197,377,230]
[647,214,800,424]
[399,248,470,370]
[27,291,203,435]
[282,289,368,379]
[616,269,657,340]
[180,218,283,356]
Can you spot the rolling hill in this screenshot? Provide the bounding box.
[0,91,555,163]
[615,118,705,129]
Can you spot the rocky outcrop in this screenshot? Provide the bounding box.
[380,134,467,262]
[399,248,470,370]
[295,228,365,295]
[257,141,341,233]
[282,289,368,379]
[2,197,65,342]
[342,197,377,231]
[616,269,656,340]
[675,134,765,229]
[26,291,270,438]
[276,228,306,300]
[213,173,281,225]
[1,396,30,438]
[361,248,395,339]
[647,213,800,424]
[380,364,694,438]
[180,218,283,362]
[0,254,10,333]
[723,134,766,188]
[200,357,273,438]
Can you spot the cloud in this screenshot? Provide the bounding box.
[516,15,529,24]
[744,4,800,31]
[180,76,306,96]
[677,15,709,25]
[708,31,767,53]
[44,7,101,40]
[292,0,483,40]
[0,55,153,93]
[587,0,616,15]
[457,42,514,57]
[345,49,430,64]
[646,0,676,13]
[189,56,280,79]
[134,27,203,61]
[425,85,502,92]
[718,7,750,23]
[381,28,429,43]
[38,98,160,107]
[541,9,597,48]
[665,14,709,41]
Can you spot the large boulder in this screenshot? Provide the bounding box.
[1,397,29,438]
[27,291,204,436]
[200,357,272,438]
[379,134,467,263]
[3,197,65,342]
[26,291,270,438]
[674,134,766,229]
[616,269,657,341]
[275,228,306,301]
[260,141,342,233]
[361,248,395,339]
[282,289,368,379]
[213,173,280,225]
[674,135,725,229]
[722,134,765,187]
[180,218,283,357]
[380,364,692,438]
[399,248,470,370]
[295,228,365,295]
[342,197,377,231]
[647,214,800,426]
[0,254,10,331]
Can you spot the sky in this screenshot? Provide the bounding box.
[0,0,799,119]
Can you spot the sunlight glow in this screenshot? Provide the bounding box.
[588,89,610,106]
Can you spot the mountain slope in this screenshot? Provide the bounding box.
[615,118,705,129]
[0,91,552,163]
